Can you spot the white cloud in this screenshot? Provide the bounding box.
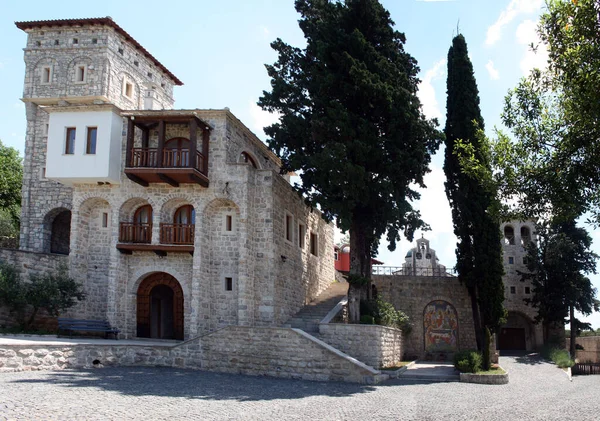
[13,101,24,109]
[0,62,4,70]
[486,0,543,46]
[415,165,454,236]
[417,58,446,121]
[485,60,500,80]
[248,101,280,138]
[516,19,549,75]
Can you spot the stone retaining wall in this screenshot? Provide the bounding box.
[318,323,402,368]
[568,336,600,363]
[0,326,385,384]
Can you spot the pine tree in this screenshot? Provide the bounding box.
[259,0,441,321]
[443,34,506,368]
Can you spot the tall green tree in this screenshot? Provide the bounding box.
[520,219,599,355]
[443,34,506,367]
[259,0,441,321]
[0,140,22,248]
[0,140,22,225]
[496,0,600,224]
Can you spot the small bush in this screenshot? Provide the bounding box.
[360,298,412,333]
[541,345,575,368]
[453,350,483,373]
[360,315,375,324]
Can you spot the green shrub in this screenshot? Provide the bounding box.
[361,298,412,333]
[0,263,85,330]
[360,315,375,324]
[541,345,575,368]
[453,350,483,373]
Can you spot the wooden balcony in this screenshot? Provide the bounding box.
[119,222,152,243]
[124,115,210,188]
[160,223,194,245]
[116,222,194,255]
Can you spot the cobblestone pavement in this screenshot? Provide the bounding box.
[1,355,598,420]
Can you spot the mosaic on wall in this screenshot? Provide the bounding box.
[423,300,458,353]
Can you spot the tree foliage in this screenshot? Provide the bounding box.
[520,219,599,355]
[0,263,86,330]
[443,34,506,366]
[494,0,600,224]
[259,0,441,321]
[0,140,23,227]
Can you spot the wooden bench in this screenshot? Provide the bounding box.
[57,318,120,340]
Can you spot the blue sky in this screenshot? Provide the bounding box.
[1,0,598,328]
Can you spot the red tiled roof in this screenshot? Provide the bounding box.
[15,17,183,86]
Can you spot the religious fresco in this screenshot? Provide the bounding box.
[423,300,459,353]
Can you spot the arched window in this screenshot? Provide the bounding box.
[520,226,531,246]
[504,226,515,245]
[132,205,152,243]
[164,205,195,245]
[174,204,195,225]
[165,137,190,167]
[240,151,257,169]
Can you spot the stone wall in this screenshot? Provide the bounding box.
[0,326,385,384]
[568,336,600,363]
[19,22,177,253]
[372,275,477,359]
[319,323,402,369]
[500,221,544,349]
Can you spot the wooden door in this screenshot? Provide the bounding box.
[136,272,184,340]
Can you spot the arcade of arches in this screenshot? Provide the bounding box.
[136,273,184,340]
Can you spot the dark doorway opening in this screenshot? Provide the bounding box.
[137,272,184,340]
[498,328,526,351]
[50,210,71,255]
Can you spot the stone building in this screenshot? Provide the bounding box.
[4,17,334,340]
[374,225,544,359]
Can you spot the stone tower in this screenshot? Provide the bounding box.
[15,17,181,253]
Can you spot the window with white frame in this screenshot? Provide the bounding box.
[41,66,52,84]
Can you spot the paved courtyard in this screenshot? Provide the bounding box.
[1,355,598,420]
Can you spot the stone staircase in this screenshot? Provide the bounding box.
[284,281,348,333]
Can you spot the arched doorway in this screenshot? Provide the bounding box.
[498,311,534,351]
[44,209,71,255]
[137,273,184,340]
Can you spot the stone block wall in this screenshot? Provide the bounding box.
[568,336,600,363]
[271,174,335,325]
[319,323,402,369]
[0,326,384,384]
[373,275,477,358]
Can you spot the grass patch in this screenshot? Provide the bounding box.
[380,361,415,370]
[475,367,506,375]
[540,345,574,368]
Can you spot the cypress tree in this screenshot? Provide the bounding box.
[259,0,442,322]
[444,34,506,368]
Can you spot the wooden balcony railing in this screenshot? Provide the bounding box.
[119,223,152,243]
[160,223,195,245]
[128,148,206,173]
